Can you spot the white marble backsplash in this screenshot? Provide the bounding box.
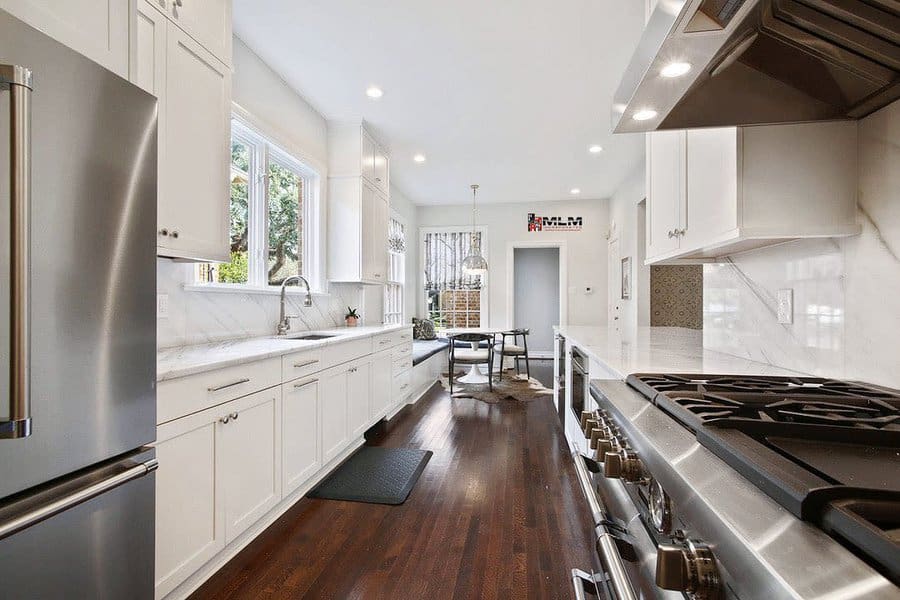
[703,100,900,389]
[156,259,366,349]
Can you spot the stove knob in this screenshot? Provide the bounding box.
[579,411,596,431]
[589,427,606,449]
[656,540,722,600]
[583,418,598,437]
[593,437,614,462]
[603,450,644,483]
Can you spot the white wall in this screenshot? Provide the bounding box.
[415,199,610,328]
[703,100,900,388]
[157,36,361,348]
[608,165,649,332]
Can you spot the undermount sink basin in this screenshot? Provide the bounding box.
[274,331,340,341]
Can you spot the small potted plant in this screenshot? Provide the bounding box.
[345,307,360,327]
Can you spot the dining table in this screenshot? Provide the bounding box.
[442,327,509,384]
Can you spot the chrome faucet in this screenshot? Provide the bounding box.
[277,275,313,336]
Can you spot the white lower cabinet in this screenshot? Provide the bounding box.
[281,377,320,496]
[155,411,223,599]
[154,389,280,599]
[320,366,349,464]
[347,360,372,438]
[371,352,392,418]
[155,330,413,598]
[220,390,281,542]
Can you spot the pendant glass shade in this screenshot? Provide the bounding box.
[463,183,487,275]
[462,253,488,276]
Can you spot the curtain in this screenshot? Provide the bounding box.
[423,231,483,290]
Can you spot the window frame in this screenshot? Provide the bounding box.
[384,212,406,325]
[419,225,489,329]
[193,109,324,293]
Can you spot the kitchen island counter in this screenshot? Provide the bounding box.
[555,325,803,379]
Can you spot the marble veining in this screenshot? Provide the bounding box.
[703,100,900,389]
[556,325,804,379]
[157,259,367,348]
[157,324,408,382]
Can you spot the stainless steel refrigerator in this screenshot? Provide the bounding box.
[0,9,158,598]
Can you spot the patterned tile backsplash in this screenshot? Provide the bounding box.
[157,259,364,349]
[703,100,900,389]
[650,265,703,329]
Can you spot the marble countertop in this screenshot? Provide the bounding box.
[157,324,409,382]
[555,325,805,379]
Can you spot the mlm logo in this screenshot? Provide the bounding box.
[528,213,583,232]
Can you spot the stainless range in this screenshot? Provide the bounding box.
[568,374,900,600]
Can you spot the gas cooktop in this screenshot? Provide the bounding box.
[626,373,900,584]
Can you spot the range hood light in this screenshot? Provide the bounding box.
[633,109,658,121]
[660,62,691,78]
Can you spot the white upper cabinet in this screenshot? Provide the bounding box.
[156,27,231,261]
[645,121,860,264]
[328,122,390,193]
[144,0,231,65]
[0,0,130,76]
[328,172,390,284]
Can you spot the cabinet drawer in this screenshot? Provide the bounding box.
[374,329,413,350]
[392,344,412,360]
[394,370,412,402]
[392,356,412,377]
[282,349,324,382]
[323,337,373,368]
[157,357,281,424]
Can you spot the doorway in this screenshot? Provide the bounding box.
[511,247,561,357]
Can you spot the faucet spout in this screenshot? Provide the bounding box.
[277,275,313,336]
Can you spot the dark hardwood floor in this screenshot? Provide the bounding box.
[191,382,597,600]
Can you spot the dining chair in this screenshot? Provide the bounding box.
[447,333,495,393]
[495,329,530,381]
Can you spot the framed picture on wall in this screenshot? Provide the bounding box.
[621,256,632,300]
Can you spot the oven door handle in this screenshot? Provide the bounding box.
[572,449,638,600]
[571,568,602,600]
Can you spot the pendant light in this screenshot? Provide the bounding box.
[462,184,488,276]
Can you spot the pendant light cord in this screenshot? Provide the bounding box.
[470,184,479,252]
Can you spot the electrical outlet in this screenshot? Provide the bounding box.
[157,293,169,319]
[777,289,793,324]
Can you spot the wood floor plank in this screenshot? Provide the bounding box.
[191,382,598,600]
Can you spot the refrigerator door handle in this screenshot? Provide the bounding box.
[0,458,158,541]
[0,64,33,439]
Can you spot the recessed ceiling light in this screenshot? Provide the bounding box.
[588,145,603,154]
[660,62,692,78]
[413,153,426,163]
[570,188,581,195]
[633,109,658,121]
[365,85,383,99]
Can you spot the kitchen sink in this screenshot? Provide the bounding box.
[274,331,340,341]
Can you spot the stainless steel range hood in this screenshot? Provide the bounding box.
[612,0,900,133]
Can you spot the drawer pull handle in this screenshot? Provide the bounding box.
[293,359,320,368]
[379,339,391,345]
[231,412,239,420]
[293,378,319,389]
[207,378,250,392]
[219,415,230,424]
[399,384,409,390]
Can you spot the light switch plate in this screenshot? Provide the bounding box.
[777,289,793,324]
[157,293,169,319]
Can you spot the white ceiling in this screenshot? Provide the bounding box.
[233,0,647,205]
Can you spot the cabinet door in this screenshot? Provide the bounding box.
[647,130,684,259]
[360,180,378,281]
[282,378,320,496]
[155,413,224,599]
[0,0,129,76]
[220,390,281,543]
[132,2,167,97]
[361,131,376,183]
[159,26,231,262]
[683,128,738,251]
[374,145,389,193]
[371,193,389,282]
[320,368,349,463]
[170,0,231,64]
[347,361,372,438]
[371,353,392,418]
